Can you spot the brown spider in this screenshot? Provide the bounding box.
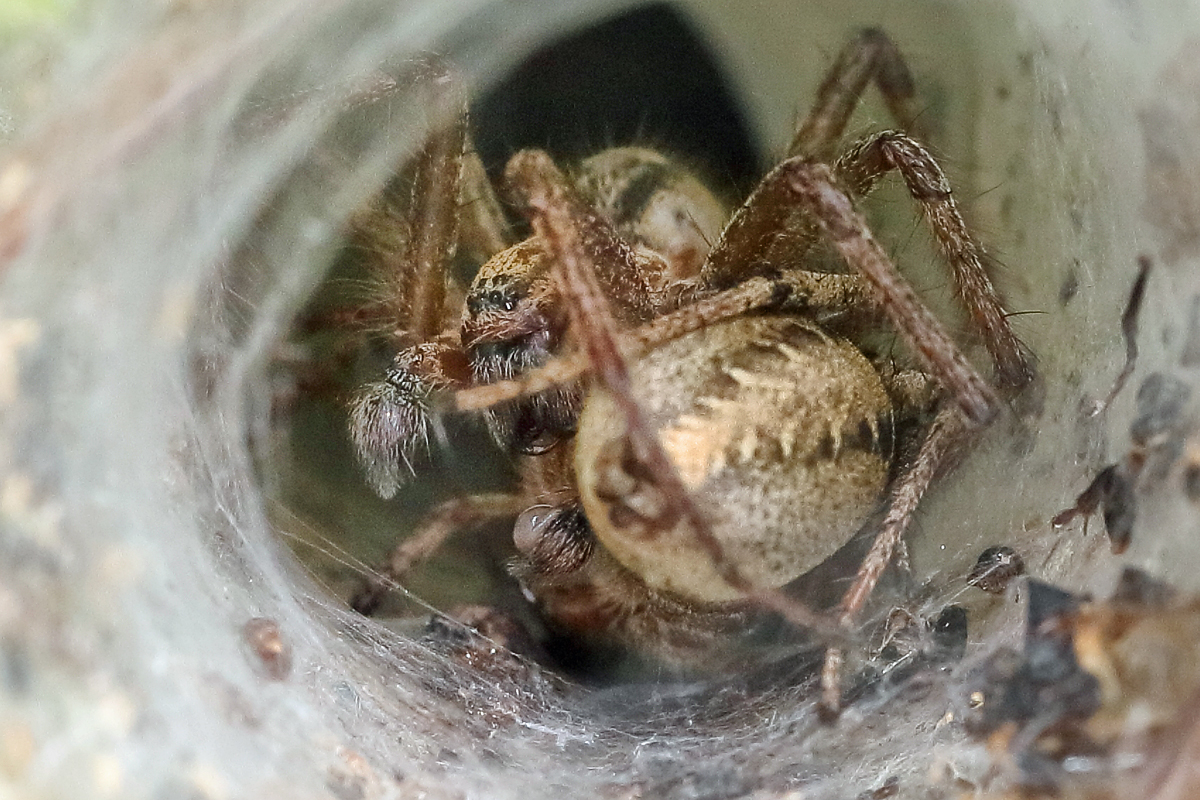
[342,30,1034,712]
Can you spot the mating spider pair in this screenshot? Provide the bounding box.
[342,29,1034,712]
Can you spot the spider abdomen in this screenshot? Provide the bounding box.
[576,315,892,602]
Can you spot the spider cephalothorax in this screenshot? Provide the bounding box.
[341,30,1034,711]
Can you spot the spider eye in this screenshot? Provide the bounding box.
[466,286,523,315]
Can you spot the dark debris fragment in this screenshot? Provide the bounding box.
[423,604,545,671]
[1130,372,1191,447]
[1109,564,1175,606]
[1061,371,1194,549]
[967,545,1026,594]
[961,581,1101,790]
[1090,255,1151,417]
[1056,259,1192,555]
[928,605,968,663]
[1052,464,1135,554]
[962,571,1200,797]
[413,605,568,733]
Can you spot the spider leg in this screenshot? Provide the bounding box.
[833,131,1034,392]
[789,28,926,163]
[701,148,869,292]
[348,61,516,499]
[501,150,666,321]
[451,278,797,413]
[457,146,510,268]
[331,64,508,338]
[708,153,1008,426]
[704,29,929,290]
[785,159,1000,425]
[455,349,591,412]
[772,154,1030,715]
[350,492,524,616]
[340,57,476,341]
[388,57,468,343]
[819,403,971,717]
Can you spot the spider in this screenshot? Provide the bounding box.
[341,31,1034,712]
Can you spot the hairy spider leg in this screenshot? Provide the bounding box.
[350,493,524,615]
[703,29,927,290]
[788,27,927,163]
[770,158,1031,715]
[818,403,972,717]
[834,131,1034,392]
